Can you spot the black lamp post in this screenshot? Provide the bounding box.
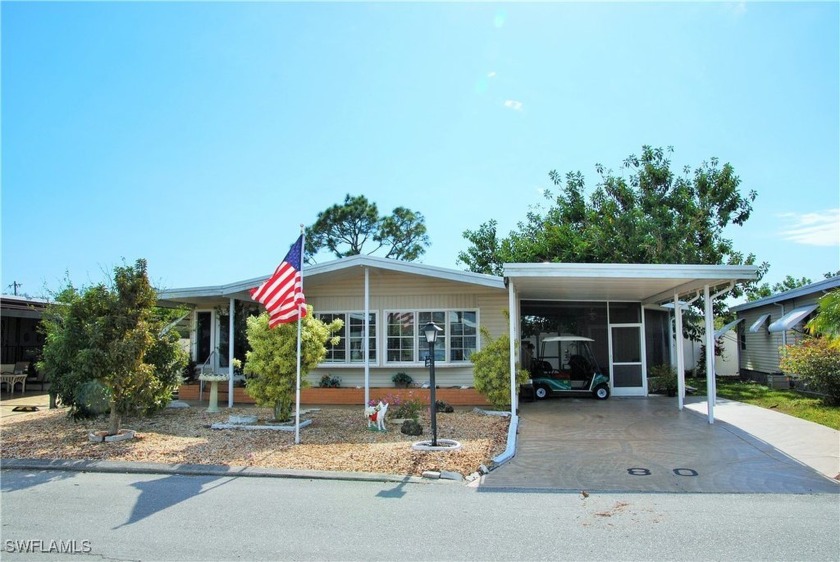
[423,321,442,446]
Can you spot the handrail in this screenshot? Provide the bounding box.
[198,350,217,401]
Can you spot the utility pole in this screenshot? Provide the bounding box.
[7,281,22,296]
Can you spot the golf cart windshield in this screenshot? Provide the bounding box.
[538,336,599,377]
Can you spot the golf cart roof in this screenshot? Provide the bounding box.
[541,336,594,342]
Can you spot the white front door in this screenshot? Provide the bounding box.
[609,324,646,396]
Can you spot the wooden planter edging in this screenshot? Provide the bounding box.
[177,384,490,407]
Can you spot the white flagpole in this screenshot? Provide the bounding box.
[295,225,304,445]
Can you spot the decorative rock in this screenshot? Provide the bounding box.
[422,471,441,479]
[400,419,423,436]
[167,401,190,409]
[210,419,313,431]
[88,429,136,443]
[228,415,258,425]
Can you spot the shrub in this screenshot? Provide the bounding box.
[319,374,342,388]
[392,372,413,387]
[389,392,423,420]
[74,379,111,418]
[780,337,840,406]
[648,364,678,395]
[470,323,529,410]
[245,309,342,422]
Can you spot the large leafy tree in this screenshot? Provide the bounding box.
[244,307,342,421]
[305,194,430,263]
[459,146,765,279]
[807,289,840,341]
[39,260,187,435]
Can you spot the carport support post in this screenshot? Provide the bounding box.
[228,298,235,408]
[364,266,370,409]
[704,285,715,423]
[674,292,685,411]
[508,278,517,416]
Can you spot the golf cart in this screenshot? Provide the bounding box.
[529,335,610,400]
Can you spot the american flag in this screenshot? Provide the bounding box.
[250,235,307,328]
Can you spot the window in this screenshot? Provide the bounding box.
[348,312,376,362]
[317,312,376,363]
[449,310,477,361]
[385,309,478,363]
[418,311,446,361]
[387,312,415,362]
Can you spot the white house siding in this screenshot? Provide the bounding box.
[304,269,509,388]
[737,293,821,377]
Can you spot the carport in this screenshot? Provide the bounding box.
[502,263,759,423]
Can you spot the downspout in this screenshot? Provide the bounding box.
[773,303,786,348]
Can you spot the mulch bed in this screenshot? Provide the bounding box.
[0,405,510,477]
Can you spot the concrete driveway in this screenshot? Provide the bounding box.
[480,396,839,493]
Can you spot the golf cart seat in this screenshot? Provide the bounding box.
[531,360,558,377]
[568,355,592,378]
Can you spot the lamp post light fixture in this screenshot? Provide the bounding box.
[423,321,443,446]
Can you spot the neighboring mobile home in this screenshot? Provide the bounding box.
[158,256,758,422]
[731,275,840,386]
[0,294,47,370]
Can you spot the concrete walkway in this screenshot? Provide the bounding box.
[480,396,839,493]
[684,396,840,481]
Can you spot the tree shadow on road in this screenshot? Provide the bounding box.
[113,469,241,529]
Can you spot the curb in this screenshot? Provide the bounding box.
[0,458,432,485]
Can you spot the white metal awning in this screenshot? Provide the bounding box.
[750,313,771,332]
[768,305,818,333]
[715,318,744,338]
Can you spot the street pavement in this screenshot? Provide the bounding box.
[2,470,839,561]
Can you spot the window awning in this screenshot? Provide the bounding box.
[768,305,818,333]
[715,318,744,338]
[750,313,771,333]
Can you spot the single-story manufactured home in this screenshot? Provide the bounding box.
[157,255,758,423]
[731,275,840,386]
[1,294,48,368]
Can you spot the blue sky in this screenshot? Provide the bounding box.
[2,2,838,299]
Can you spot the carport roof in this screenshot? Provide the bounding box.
[503,263,759,304]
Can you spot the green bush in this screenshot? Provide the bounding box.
[648,364,678,395]
[391,393,424,420]
[470,323,529,410]
[391,372,413,387]
[780,337,840,406]
[319,374,342,388]
[74,379,110,418]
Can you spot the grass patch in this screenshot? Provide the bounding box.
[687,378,840,430]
